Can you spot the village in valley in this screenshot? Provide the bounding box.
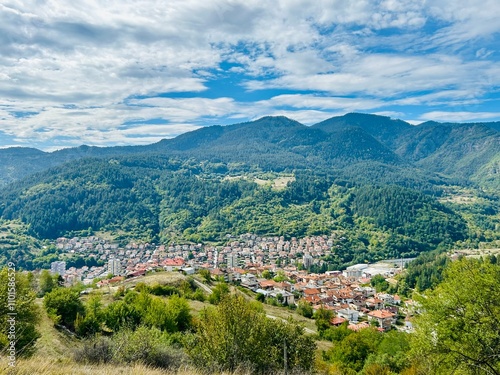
[51,233,418,333]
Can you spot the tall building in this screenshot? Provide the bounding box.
[50,261,66,276]
[227,253,238,269]
[107,259,121,276]
[302,253,313,269]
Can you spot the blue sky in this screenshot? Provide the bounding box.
[1,0,499,150]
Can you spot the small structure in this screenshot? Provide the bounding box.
[337,308,359,323]
[367,309,396,331]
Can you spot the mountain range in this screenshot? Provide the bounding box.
[1,113,498,188]
[0,113,498,270]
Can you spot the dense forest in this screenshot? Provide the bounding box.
[0,113,498,270]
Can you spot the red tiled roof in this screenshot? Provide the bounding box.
[304,288,320,295]
[331,317,347,325]
[368,309,395,319]
[162,258,185,266]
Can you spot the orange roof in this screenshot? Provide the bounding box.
[304,288,321,295]
[366,297,383,304]
[304,295,321,303]
[368,310,395,319]
[348,322,370,331]
[330,317,347,325]
[163,258,185,266]
[259,280,277,288]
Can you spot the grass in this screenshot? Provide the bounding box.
[11,273,330,374]
[1,357,253,375]
[32,299,80,360]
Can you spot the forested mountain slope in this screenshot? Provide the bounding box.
[0,114,498,270]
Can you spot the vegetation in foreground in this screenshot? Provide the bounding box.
[1,256,500,374]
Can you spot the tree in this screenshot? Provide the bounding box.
[75,294,104,337]
[370,274,389,292]
[208,282,230,304]
[262,270,273,280]
[325,327,382,372]
[44,287,84,330]
[314,306,334,335]
[39,269,55,296]
[410,258,500,374]
[0,267,40,357]
[186,294,315,374]
[198,269,212,284]
[296,300,314,318]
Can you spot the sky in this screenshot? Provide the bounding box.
[1,0,499,151]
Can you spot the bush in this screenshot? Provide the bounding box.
[187,294,315,374]
[112,326,188,369]
[73,336,113,364]
[73,327,188,369]
[44,287,84,330]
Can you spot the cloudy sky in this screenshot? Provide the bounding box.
[1,0,499,150]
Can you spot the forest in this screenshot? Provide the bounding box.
[0,155,497,271]
[0,113,498,271]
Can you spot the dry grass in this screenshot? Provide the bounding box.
[253,177,294,191]
[32,299,80,360]
[0,357,263,375]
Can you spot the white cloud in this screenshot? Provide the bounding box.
[419,111,500,122]
[0,0,499,148]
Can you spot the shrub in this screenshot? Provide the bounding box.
[73,336,113,364]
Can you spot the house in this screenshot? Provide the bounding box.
[259,279,278,290]
[162,258,185,272]
[348,322,370,331]
[337,308,359,323]
[181,267,195,275]
[126,269,146,278]
[365,297,384,310]
[330,317,347,326]
[269,290,295,305]
[275,281,295,292]
[210,268,227,281]
[241,273,259,290]
[367,309,396,331]
[303,288,321,297]
[377,293,395,305]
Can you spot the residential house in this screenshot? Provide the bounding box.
[367,309,396,331]
[337,308,359,323]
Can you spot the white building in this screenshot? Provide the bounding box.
[302,253,313,269]
[343,264,368,278]
[50,261,66,276]
[227,254,238,269]
[107,259,121,276]
[337,308,359,323]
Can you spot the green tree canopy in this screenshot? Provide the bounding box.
[0,267,40,357]
[410,258,500,374]
[186,294,315,374]
[43,287,84,330]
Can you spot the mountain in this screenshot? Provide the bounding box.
[0,113,498,270]
[1,113,498,187]
[313,112,412,148]
[314,113,500,188]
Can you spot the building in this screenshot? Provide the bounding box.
[50,261,66,276]
[302,253,313,269]
[343,264,368,278]
[367,309,396,331]
[227,253,238,269]
[337,308,359,323]
[107,259,122,276]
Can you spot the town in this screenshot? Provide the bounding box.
[50,233,417,332]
